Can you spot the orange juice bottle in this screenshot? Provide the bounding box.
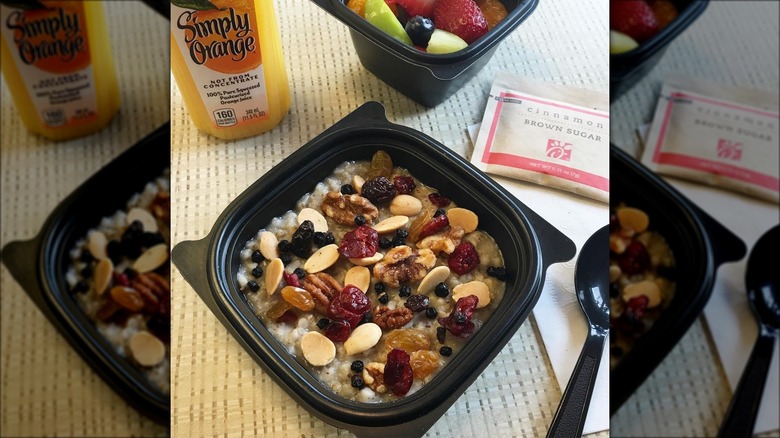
[0,1,120,141]
[170,0,290,140]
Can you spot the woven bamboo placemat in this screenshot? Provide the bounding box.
[169,0,609,436]
[0,2,169,436]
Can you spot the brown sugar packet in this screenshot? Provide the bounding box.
[470,73,609,203]
[641,75,779,203]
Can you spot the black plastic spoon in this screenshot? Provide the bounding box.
[718,224,780,438]
[547,225,609,438]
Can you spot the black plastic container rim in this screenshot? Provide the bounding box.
[310,0,539,72]
[611,0,708,71]
[173,102,575,432]
[0,124,171,426]
[609,144,746,413]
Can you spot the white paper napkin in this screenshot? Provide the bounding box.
[636,125,780,434]
[468,125,610,435]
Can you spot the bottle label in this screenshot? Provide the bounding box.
[171,0,269,129]
[0,1,98,128]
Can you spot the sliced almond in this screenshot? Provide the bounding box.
[132,243,168,273]
[128,331,166,367]
[447,208,479,233]
[617,207,649,234]
[93,258,114,296]
[265,258,284,295]
[372,216,409,234]
[349,252,384,267]
[418,265,451,294]
[344,323,382,356]
[304,244,339,273]
[259,231,280,260]
[344,266,371,293]
[622,280,661,308]
[297,208,329,233]
[301,331,336,366]
[390,195,423,217]
[353,175,365,193]
[87,230,108,260]
[127,207,158,233]
[609,264,622,283]
[452,280,491,308]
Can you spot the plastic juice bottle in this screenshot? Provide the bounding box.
[170,0,290,140]
[0,1,120,141]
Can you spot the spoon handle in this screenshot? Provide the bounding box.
[717,330,777,438]
[546,331,606,438]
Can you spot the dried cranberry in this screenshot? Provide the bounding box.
[324,320,352,342]
[419,214,449,239]
[448,242,480,275]
[112,272,130,287]
[625,295,649,319]
[393,175,416,194]
[276,310,298,325]
[438,295,479,338]
[404,294,430,312]
[339,225,379,258]
[614,295,649,337]
[328,286,371,328]
[428,193,451,207]
[283,272,300,288]
[361,176,396,203]
[384,349,413,396]
[618,241,650,275]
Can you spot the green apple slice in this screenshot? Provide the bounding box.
[365,0,413,45]
[426,29,468,54]
[610,30,639,54]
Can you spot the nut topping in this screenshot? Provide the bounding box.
[349,252,384,267]
[417,265,451,294]
[390,195,423,216]
[622,280,661,308]
[362,362,387,393]
[373,246,436,288]
[302,272,342,314]
[452,281,491,308]
[93,258,113,296]
[127,207,158,233]
[372,215,409,234]
[344,323,382,355]
[132,243,168,273]
[87,230,108,260]
[128,331,166,367]
[416,226,465,255]
[301,331,336,366]
[344,266,371,293]
[320,192,379,226]
[265,258,284,295]
[446,208,479,233]
[617,207,649,234]
[373,305,414,330]
[303,244,339,273]
[297,208,329,233]
[259,231,280,260]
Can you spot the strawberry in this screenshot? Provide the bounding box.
[610,0,659,43]
[434,0,488,44]
[391,0,437,19]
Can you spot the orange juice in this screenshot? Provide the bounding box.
[171,0,290,140]
[0,1,120,141]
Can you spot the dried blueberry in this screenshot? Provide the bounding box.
[71,280,89,294]
[434,208,446,217]
[251,250,264,263]
[487,266,507,281]
[439,346,453,357]
[404,295,429,312]
[361,176,396,203]
[399,285,412,297]
[435,282,449,298]
[391,236,406,247]
[379,237,392,249]
[123,267,137,279]
[81,265,93,277]
[106,240,123,264]
[277,239,291,253]
[351,360,364,372]
[280,254,293,265]
[294,267,306,279]
[317,318,330,330]
[395,229,409,239]
[252,266,264,278]
[436,326,446,343]
[351,375,365,389]
[360,312,372,325]
[79,251,94,263]
[378,293,389,304]
[425,307,438,319]
[313,232,328,247]
[324,232,336,245]
[141,232,165,247]
[609,282,619,298]
[247,280,260,292]
[374,282,385,293]
[341,184,355,195]
[354,215,366,226]
[290,221,315,258]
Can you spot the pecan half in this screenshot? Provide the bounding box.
[362,362,387,393]
[320,192,379,226]
[416,226,465,255]
[373,305,414,330]
[372,246,436,288]
[131,272,170,315]
[301,272,342,314]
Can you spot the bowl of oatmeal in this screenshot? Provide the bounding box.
[172,102,575,436]
[609,145,745,413]
[1,124,171,425]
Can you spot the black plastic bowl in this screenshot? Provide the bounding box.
[310,0,538,107]
[609,145,745,413]
[610,0,708,101]
[0,124,171,425]
[171,102,575,437]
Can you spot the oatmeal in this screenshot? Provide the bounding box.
[237,151,507,401]
[66,171,171,394]
[609,204,675,368]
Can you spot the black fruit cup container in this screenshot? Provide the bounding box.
[309,0,539,107]
[610,0,708,101]
[171,102,575,437]
[0,124,171,426]
[609,145,746,413]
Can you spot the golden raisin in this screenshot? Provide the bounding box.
[368,150,393,179]
[410,350,440,379]
[408,205,436,243]
[266,300,293,320]
[110,286,145,312]
[384,329,431,353]
[281,286,315,312]
[476,0,508,30]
